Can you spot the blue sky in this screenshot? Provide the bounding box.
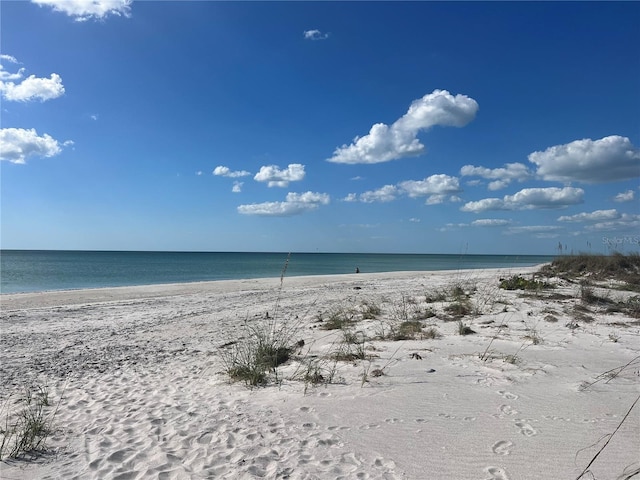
[1,1,639,255]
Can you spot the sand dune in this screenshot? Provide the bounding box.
[1,267,638,479]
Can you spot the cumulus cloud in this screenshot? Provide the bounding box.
[398,174,461,197]
[232,181,243,193]
[0,56,25,81]
[32,0,132,21]
[303,29,329,40]
[460,163,531,190]
[557,209,620,223]
[398,174,462,204]
[585,213,640,232]
[237,191,330,216]
[359,185,397,203]
[461,187,584,213]
[0,128,72,164]
[254,163,305,187]
[328,89,478,164]
[528,135,640,183]
[213,165,251,178]
[1,73,65,102]
[614,190,635,202]
[347,174,463,204]
[0,56,64,102]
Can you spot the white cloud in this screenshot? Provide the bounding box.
[409,218,421,223]
[0,56,25,81]
[528,135,640,183]
[343,193,358,202]
[31,0,132,21]
[213,165,251,178]
[0,56,64,102]
[557,209,620,223]
[614,190,635,202]
[398,174,461,198]
[460,163,531,190]
[426,194,462,205]
[461,187,584,213]
[471,219,511,227]
[505,187,584,209]
[0,55,18,64]
[585,213,640,232]
[303,29,329,40]
[196,171,203,176]
[0,128,71,164]
[328,89,478,164]
[505,225,563,236]
[1,73,65,102]
[441,219,512,229]
[359,185,397,203]
[459,198,505,213]
[254,163,305,187]
[425,194,447,205]
[348,174,463,205]
[232,181,243,193]
[238,191,329,216]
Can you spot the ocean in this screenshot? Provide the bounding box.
[0,250,556,294]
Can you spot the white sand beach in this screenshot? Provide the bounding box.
[1,267,638,479]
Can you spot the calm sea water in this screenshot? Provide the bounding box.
[0,250,555,294]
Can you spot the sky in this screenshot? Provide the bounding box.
[1,1,639,255]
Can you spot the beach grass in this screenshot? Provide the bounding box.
[0,385,58,461]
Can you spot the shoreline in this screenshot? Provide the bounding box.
[1,251,556,296]
[0,265,546,310]
[1,264,637,479]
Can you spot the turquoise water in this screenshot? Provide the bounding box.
[0,250,555,294]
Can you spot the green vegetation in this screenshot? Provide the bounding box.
[320,306,356,330]
[540,253,640,290]
[221,322,294,386]
[0,385,58,460]
[499,274,552,291]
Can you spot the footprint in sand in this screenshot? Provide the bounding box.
[497,390,519,400]
[384,418,403,424]
[514,420,537,437]
[491,440,514,455]
[327,425,350,431]
[358,423,380,430]
[499,404,518,416]
[485,466,511,480]
[438,413,456,419]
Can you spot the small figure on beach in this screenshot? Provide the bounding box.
[355,267,360,273]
